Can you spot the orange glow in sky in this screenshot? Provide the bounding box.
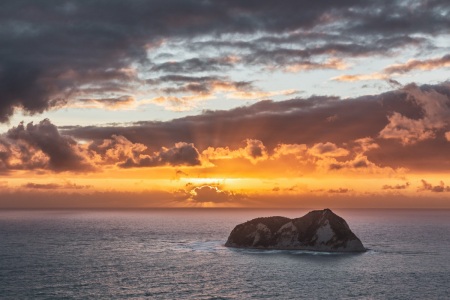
[0,2,450,208]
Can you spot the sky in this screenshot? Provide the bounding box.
[0,0,449,208]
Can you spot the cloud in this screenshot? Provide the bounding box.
[202,137,395,176]
[332,54,450,82]
[219,35,427,71]
[2,83,448,174]
[146,75,299,110]
[89,134,147,165]
[0,120,203,172]
[386,79,402,88]
[150,56,237,73]
[91,134,202,168]
[148,94,215,111]
[382,183,410,190]
[379,83,450,145]
[174,169,189,179]
[0,190,177,208]
[22,181,91,190]
[190,185,233,203]
[22,183,60,190]
[146,76,256,110]
[0,1,448,120]
[160,79,253,95]
[175,185,246,203]
[74,96,137,110]
[332,73,388,82]
[328,188,350,194]
[283,58,348,72]
[346,0,450,36]
[418,180,450,193]
[148,75,224,85]
[62,82,450,172]
[1,187,449,209]
[445,131,450,142]
[307,142,349,158]
[311,141,389,174]
[384,54,450,74]
[271,139,389,175]
[1,119,94,172]
[243,139,269,162]
[119,142,201,168]
[203,139,268,164]
[226,89,299,100]
[272,144,308,159]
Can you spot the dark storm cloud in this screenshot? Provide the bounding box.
[1,119,94,172]
[345,0,450,36]
[185,35,428,73]
[0,120,202,172]
[63,82,450,172]
[240,36,427,68]
[63,86,421,148]
[5,83,450,173]
[188,34,425,53]
[0,0,448,121]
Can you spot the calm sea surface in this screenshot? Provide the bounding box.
[0,209,449,299]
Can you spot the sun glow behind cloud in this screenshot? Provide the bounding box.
[2,82,450,208]
[0,1,449,208]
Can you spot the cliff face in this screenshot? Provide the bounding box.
[225,209,366,252]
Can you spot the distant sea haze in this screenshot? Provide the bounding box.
[0,209,449,299]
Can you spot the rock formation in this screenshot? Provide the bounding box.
[225,209,366,252]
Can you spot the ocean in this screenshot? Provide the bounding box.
[0,209,449,299]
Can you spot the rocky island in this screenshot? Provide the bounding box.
[225,209,366,252]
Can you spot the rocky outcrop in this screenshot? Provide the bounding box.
[225,209,366,252]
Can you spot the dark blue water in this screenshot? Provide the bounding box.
[0,209,449,299]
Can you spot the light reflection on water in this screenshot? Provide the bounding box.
[0,209,449,299]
